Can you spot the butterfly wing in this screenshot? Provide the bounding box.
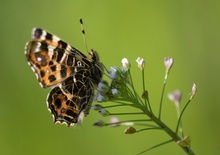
[47,70,94,126]
[32,28,77,53]
[25,27,104,126]
[25,28,91,88]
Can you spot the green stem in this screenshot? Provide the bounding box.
[103,104,128,109]
[123,84,136,99]
[175,99,192,134]
[117,119,152,123]
[176,105,184,138]
[137,127,162,133]
[106,119,152,126]
[141,69,148,107]
[141,69,153,112]
[128,70,144,106]
[137,139,173,155]
[141,107,195,155]
[158,72,168,119]
[110,112,144,115]
[146,98,152,112]
[110,100,138,108]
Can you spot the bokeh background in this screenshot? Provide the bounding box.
[1,0,219,154]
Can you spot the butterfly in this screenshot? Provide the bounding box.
[25,27,103,126]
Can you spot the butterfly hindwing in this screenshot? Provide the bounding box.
[47,73,94,126]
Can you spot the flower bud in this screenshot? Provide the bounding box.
[93,120,106,127]
[111,88,121,97]
[109,117,120,127]
[190,83,196,100]
[91,104,103,110]
[98,109,110,117]
[142,90,149,100]
[109,67,121,81]
[136,57,145,70]
[94,93,109,102]
[164,57,174,71]
[97,80,110,94]
[121,58,130,69]
[168,90,182,107]
[177,136,191,147]
[124,126,137,134]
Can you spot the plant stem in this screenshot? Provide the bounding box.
[141,69,148,107]
[175,99,192,134]
[109,112,144,115]
[141,107,195,155]
[141,69,153,112]
[158,72,168,119]
[137,139,173,155]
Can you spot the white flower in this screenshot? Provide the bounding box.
[136,57,145,70]
[94,93,109,102]
[168,90,182,107]
[190,83,197,100]
[109,117,120,127]
[164,57,174,71]
[121,58,130,69]
[111,88,121,97]
[109,67,121,81]
[97,80,109,93]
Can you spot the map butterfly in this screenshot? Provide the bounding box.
[25,26,103,126]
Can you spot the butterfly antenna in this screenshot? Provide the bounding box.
[102,63,110,75]
[95,62,111,78]
[80,18,89,54]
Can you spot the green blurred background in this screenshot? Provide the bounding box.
[1,0,219,154]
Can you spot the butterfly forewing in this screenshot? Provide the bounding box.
[25,41,77,88]
[33,28,73,52]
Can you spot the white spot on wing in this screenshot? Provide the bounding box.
[60,53,67,63]
[41,30,47,40]
[73,77,77,83]
[37,57,41,62]
[48,45,55,59]
[24,42,29,55]
[52,35,60,42]
[31,28,37,40]
[34,42,41,52]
